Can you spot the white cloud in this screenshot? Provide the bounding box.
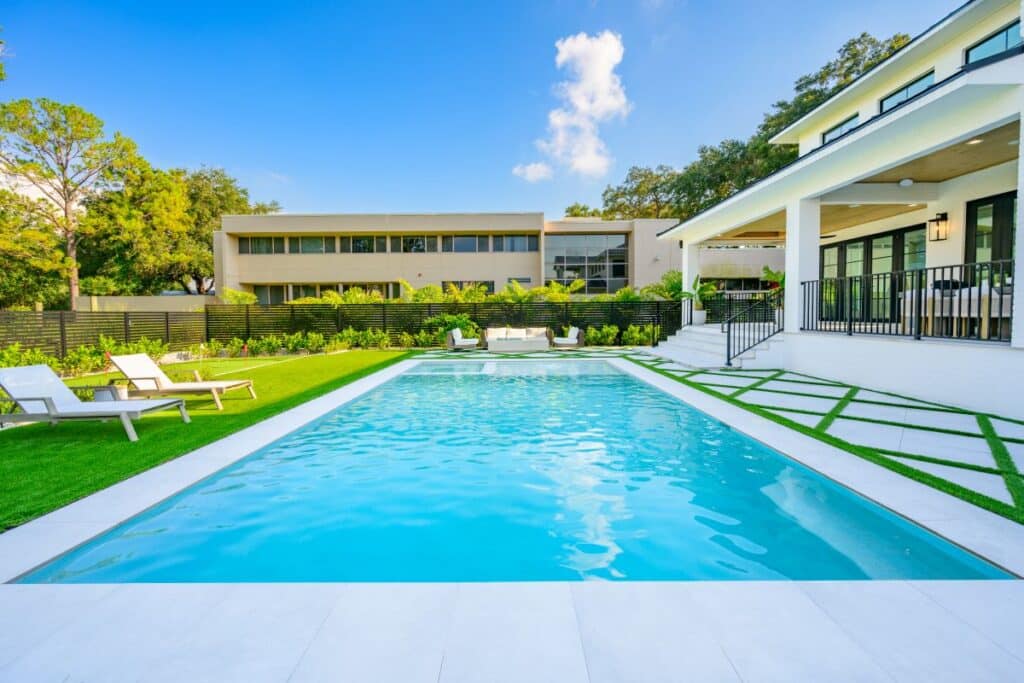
[512,162,553,183]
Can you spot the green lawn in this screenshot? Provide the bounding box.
[0,350,411,531]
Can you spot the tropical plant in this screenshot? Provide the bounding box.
[539,279,585,302]
[620,324,661,346]
[680,276,718,311]
[640,270,684,301]
[762,265,785,290]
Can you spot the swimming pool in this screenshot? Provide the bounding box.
[21,360,1007,582]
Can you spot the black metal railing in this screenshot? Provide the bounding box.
[704,291,776,324]
[723,288,784,366]
[801,259,1014,342]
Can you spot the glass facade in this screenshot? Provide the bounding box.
[493,235,539,252]
[442,235,490,253]
[544,233,628,294]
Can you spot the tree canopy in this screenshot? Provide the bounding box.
[566,32,911,221]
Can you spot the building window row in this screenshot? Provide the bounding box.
[821,114,860,145]
[238,234,540,255]
[250,282,402,304]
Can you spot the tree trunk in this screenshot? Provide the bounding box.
[67,237,79,311]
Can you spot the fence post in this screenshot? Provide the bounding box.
[381,303,388,335]
[915,269,925,340]
[846,279,853,336]
[245,305,251,340]
[124,312,131,344]
[336,306,342,334]
[59,311,68,358]
[204,308,210,343]
[290,305,296,332]
[164,312,171,344]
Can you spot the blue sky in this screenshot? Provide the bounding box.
[2,0,955,215]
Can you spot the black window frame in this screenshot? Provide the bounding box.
[821,114,860,145]
[965,19,1022,65]
[245,236,286,255]
[879,70,935,114]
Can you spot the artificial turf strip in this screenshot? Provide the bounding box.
[978,415,1024,509]
[0,351,412,531]
[625,357,1024,525]
[815,387,859,432]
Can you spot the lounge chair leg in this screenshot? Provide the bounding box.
[119,413,139,442]
[212,389,224,411]
[246,383,257,400]
[179,403,191,424]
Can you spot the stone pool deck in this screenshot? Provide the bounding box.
[2,580,1023,682]
[2,353,1023,681]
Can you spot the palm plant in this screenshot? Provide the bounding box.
[680,275,718,311]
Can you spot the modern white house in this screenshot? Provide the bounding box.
[659,0,1023,417]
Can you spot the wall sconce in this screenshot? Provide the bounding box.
[928,212,949,241]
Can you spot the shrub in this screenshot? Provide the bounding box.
[305,332,326,353]
[584,324,619,346]
[59,345,106,376]
[0,343,59,371]
[422,313,479,343]
[247,335,283,356]
[332,327,390,349]
[224,338,246,357]
[397,331,416,348]
[413,329,438,347]
[221,288,258,305]
[283,332,307,354]
[620,324,660,346]
[97,335,168,361]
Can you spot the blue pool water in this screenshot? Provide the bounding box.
[22,360,1007,582]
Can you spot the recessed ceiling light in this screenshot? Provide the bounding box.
[821,234,837,240]
[1010,139,1020,146]
[898,178,914,187]
[966,138,983,145]
[907,203,919,207]
[848,203,861,208]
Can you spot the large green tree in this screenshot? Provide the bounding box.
[0,190,66,308]
[0,99,138,309]
[178,167,279,293]
[78,163,193,295]
[581,32,911,222]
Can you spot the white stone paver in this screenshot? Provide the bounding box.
[898,428,995,468]
[991,418,1024,441]
[689,372,759,388]
[760,379,851,398]
[1003,441,1024,470]
[802,581,1024,682]
[886,455,1014,505]
[842,401,910,424]
[856,389,941,408]
[3,581,1024,682]
[438,583,589,683]
[763,408,823,429]
[743,389,839,413]
[289,583,455,682]
[899,408,982,434]
[828,417,905,451]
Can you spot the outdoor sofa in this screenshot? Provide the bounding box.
[0,364,190,442]
[485,327,550,352]
[110,353,256,411]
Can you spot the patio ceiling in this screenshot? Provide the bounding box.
[707,119,1019,245]
[863,120,1019,183]
[709,203,924,243]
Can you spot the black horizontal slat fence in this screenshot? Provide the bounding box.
[1,302,680,357]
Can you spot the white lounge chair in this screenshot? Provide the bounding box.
[551,326,583,348]
[446,328,480,351]
[109,353,256,411]
[0,364,190,442]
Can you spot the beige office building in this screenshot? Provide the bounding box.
[213,212,781,304]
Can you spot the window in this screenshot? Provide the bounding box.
[288,236,335,254]
[966,20,1021,64]
[337,235,387,253]
[391,235,438,253]
[340,282,401,298]
[291,284,319,299]
[543,233,629,294]
[253,285,285,305]
[441,235,489,253]
[822,115,859,144]
[967,191,1017,264]
[442,280,495,294]
[493,234,539,252]
[238,236,286,255]
[880,71,934,113]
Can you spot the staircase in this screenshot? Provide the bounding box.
[650,324,784,369]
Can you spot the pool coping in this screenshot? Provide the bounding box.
[2,355,1023,582]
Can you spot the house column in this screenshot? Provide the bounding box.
[1012,130,1024,348]
[784,198,821,331]
[681,240,700,289]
